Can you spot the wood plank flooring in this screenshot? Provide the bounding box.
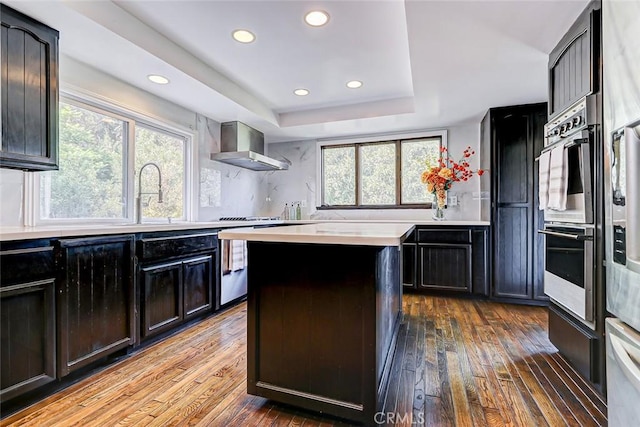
[1,294,606,426]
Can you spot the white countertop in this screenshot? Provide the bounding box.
[218,223,416,246]
[0,219,489,242]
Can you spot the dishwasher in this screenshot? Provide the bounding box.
[219,238,248,306]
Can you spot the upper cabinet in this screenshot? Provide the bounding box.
[548,1,601,119]
[1,4,59,171]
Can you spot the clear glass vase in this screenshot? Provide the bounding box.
[432,205,445,221]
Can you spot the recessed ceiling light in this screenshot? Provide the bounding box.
[148,74,169,85]
[294,88,309,96]
[232,29,255,43]
[346,80,363,89]
[304,10,329,27]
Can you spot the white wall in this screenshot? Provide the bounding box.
[264,123,482,220]
[0,56,267,227]
[0,169,26,226]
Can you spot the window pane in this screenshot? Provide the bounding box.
[360,143,396,205]
[322,146,355,205]
[401,138,441,204]
[41,102,125,219]
[135,126,185,220]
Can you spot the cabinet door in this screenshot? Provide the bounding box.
[1,279,55,402]
[419,244,472,292]
[0,4,58,171]
[183,255,213,320]
[141,261,183,338]
[57,235,135,377]
[491,107,547,301]
[402,243,417,288]
[548,5,599,118]
[493,113,534,299]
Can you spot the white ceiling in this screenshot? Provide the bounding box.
[5,0,589,142]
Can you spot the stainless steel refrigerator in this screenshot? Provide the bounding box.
[602,1,640,425]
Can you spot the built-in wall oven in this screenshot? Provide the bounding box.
[540,224,594,324]
[542,96,595,224]
[540,95,598,327]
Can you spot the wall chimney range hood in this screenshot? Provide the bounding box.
[210,121,289,171]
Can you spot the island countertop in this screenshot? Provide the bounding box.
[218,222,415,246]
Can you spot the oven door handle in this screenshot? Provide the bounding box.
[537,229,593,241]
[564,137,590,149]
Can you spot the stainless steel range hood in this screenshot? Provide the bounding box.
[210,121,288,171]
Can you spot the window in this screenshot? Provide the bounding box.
[34,94,192,224]
[320,133,444,208]
[40,101,128,219]
[135,125,186,220]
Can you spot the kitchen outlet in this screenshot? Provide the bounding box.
[448,195,458,206]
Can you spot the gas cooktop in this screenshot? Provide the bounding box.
[218,216,280,221]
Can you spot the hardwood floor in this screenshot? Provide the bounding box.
[1,294,606,426]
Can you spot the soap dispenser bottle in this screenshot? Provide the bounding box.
[296,203,301,220]
[289,203,296,221]
[283,203,289,220]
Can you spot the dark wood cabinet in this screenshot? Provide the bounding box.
[482,103,547,303]
[402,243,417,288]
[419,244,471,291]
[548,2,600,119]
[141,261,183,337]
[141,254,213,338]
[418,229,473,292]
[402,230,417,288]
[403,226,488,295]
[0,4,59,171]
[183,255,213,320]
[56,235,135,377]
[138,232,216,339]
[0,242,56,403]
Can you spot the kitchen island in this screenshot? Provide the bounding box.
[218,223,414,424]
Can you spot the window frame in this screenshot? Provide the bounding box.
[317,130,447,209]
[26,91,196,225]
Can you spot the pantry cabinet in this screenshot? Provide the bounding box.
[481,103,547,303]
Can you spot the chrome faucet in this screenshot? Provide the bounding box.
[136,162,163,224]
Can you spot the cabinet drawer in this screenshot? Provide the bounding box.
[0,245,55,286]
[138,233,217,260]
[417,229,471,244]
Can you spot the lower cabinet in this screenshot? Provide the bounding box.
[56,235,135,377]
[183,256,214,320]
[1,230,218,408]
[419,243,472,291]
[1,279,56,402]
[403,226,489,295]
[141,261,183,337]
[141,254,213,338]
[402,243,417,288]
[1,242,57,404]
[138,231,217,340]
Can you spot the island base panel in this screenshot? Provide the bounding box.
[247,242,402,424]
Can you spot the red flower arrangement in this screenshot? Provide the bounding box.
[420,146,485,209]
